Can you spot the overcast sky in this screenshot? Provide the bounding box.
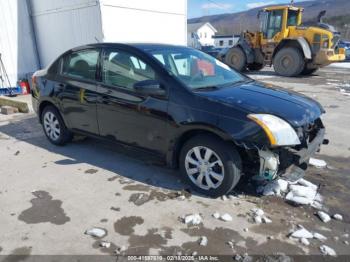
[188,0,308,18]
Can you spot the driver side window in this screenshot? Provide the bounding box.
[102,50,156,90]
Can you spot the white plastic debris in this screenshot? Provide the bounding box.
[317,211,331,223]
[212,212,220,219]
[333,214,343,221]
[297,178,318,191]
[221,195,228,201]
[199,236,208,246]
[100,241,111,248]
[115,245,127,254]
[262,216,272,224]
[291,228,314,239]
[220,213,233,222]
[261,180,281,196]
[251,208,264,217]
[343,233,349,238]
[300,238,310,246]
[184,214,202,225]
[344,240,349,245]
[85,228,107,238]
[320,245,337,256]
[192,251,198,256]
[243,228,249,232]
[309,158,327,168]
[313,232,327,241]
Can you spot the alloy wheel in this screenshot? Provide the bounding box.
[184,146,224,190]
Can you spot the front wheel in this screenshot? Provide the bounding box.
[273,47,305,77]
[224,47,247,71]
[179,134,242,197]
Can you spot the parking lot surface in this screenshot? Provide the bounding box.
[0,65,349,258]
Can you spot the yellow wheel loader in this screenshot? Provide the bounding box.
[220,5,346,76]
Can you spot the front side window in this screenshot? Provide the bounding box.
[62,49,99,80]
[102,50,155,90]
[150,48,246,90]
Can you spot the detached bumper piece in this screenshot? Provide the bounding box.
[279,128,326,182]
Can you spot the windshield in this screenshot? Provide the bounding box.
[149,47,246,90]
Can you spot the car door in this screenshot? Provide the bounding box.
[96,48,169,154]
[57,48,100,134]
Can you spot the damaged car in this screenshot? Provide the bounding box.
[31,43,328,197]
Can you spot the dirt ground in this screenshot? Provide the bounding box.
[0,65,349,261]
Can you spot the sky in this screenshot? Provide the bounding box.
[188,0,308,18]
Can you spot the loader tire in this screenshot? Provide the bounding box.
[225,47,247,71]
[273,47,305,77]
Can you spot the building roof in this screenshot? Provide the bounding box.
[187,22,217,33]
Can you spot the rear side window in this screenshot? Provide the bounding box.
[62,49,99,80]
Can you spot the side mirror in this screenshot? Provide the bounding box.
[133,80,165,97]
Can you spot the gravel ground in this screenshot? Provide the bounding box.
[0,65,349,260]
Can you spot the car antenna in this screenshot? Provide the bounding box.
[94,37,100,43]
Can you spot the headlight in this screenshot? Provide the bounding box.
[248,114,301,146]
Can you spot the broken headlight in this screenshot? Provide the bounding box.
[248,114,301,146]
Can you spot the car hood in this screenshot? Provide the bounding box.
[195,80,324,127]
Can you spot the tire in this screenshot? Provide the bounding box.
[273,47,305,77]
[179,134,242,197]
[247,63,264,71]
[224,47,247,71]
[41,105,73,146]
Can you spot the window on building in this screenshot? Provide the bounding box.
[219,40,224,46]
[102,50,155,90]
[204,32,207,38]
[229,40,233,46]
[62,49,99,80]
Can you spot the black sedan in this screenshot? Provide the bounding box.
[31,43,327,197]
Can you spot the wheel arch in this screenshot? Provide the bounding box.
[273,37,312,60]
[38,100,66,126]
[167,126,239,169]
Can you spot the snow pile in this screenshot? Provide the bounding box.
[257,177,324,208]
[317,211,331,223]
[250,208,272,224]
[309,158,327,168]
[182,214,202,225]
[199,236,208,246]
[220,213,233,222]
[320,245,337,256]
[85,228,107,238]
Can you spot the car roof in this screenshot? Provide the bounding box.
[70,43,192,53]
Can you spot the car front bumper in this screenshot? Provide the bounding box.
[279,128,326,182]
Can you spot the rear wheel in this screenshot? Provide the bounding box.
[224,47,247,71]
[273,47,305,77]
[179,134,242,197]
[42,106,72,146]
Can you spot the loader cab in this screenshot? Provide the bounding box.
[259,6,303,41]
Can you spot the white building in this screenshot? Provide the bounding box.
[0,0,187,88]
[213,35,240,49]
[187,22,217,46]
